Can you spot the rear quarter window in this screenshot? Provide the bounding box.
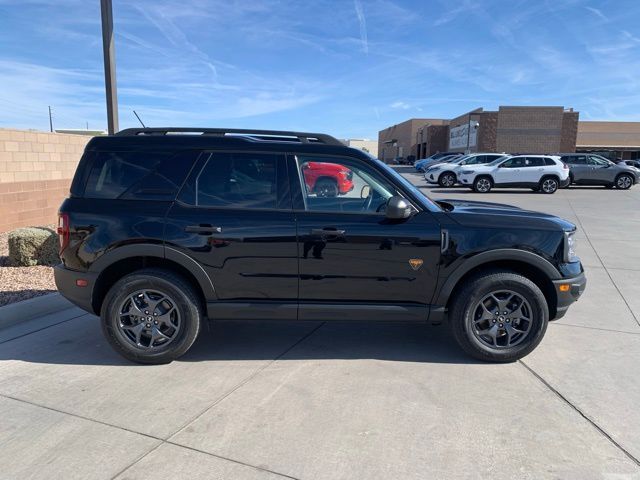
[83,151,168,199]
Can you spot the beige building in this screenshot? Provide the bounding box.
[342,139,378,157]
[577,121,640,159]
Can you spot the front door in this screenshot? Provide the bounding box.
[165,151,298,320]
[290,154,442,321]
[588,155,616,184]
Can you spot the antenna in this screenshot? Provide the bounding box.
[133,110,146,128]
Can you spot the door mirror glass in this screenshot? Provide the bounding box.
[386,196,412,220]
[360,185,371,199]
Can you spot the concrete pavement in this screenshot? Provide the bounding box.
[0,169,639,479]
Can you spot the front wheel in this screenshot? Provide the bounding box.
[101,269,203,364]
[449,271,549,362]
[438,172,457,187]
[315,178,339,197]
[616,174,633,190]
[473,176,492,193]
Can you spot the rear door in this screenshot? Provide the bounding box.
[290,153,442,321]
[563,155,589,183]
[165,150,298,319]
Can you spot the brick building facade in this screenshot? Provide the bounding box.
[0,129,90,232]
[378,105,583,161]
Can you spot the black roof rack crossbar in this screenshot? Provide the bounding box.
[115,127,343,146]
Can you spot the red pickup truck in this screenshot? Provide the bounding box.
[302,162,354,197]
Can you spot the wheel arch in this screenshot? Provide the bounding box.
[435,250,560,320]
[90,244,214,316]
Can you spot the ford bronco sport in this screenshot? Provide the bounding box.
[55,128,586,364]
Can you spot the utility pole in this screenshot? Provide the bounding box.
[48,106,53,132]
[100,0,119,134]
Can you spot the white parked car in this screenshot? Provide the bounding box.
[457,155,570,194]
[424,153,506,187]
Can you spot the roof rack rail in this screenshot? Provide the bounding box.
[115,127,344,146]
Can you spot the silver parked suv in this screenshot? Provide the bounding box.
[560,154,638,189]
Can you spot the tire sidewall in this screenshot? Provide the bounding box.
[616,174,633,189]
[474,176,492,193]
[452,274,548,362]
[439,172,456,187]
[540,177,558,194]
[101,272,201,363]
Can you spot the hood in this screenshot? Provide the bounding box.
[438,198,576,232]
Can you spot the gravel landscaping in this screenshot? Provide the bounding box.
[0,229,57,307]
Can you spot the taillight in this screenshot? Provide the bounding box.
[57,213,70,254]
[563,163,569,169]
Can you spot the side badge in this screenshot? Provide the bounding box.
[409,259,423,270]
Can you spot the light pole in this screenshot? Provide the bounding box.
[101,0,119,134]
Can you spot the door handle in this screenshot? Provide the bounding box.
[185,224,222,234]
[310,228,345,236]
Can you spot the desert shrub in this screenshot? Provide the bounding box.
[7,227,59,267]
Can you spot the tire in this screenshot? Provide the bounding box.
[438,171,457,188]
[473,176,492,193]
[615,174,633,190]
[101,268,203,364]
[539,176,559,194]
[315,178,339,197]
[449,271,549,362]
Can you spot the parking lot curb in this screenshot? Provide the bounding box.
[0,293,73,330]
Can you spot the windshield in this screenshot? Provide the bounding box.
[373,158,442,211]
[450,155,471,165]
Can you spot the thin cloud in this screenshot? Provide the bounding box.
[390,101,410,110]
[584,6,609,21]
[353,0,369,54]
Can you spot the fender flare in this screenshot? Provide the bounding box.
[89,243,216,300]
[434,248,560,307]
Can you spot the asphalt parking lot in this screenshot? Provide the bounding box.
[1,167,639,479]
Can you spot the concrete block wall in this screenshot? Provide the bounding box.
[0,129,91,232]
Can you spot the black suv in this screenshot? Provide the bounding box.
[55,128,586,364]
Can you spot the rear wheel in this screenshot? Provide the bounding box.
[450,271,549,362]
[101,269,203,364]
[540,177,559,194]
[473,176,492,193]
[315,178,339,197]
[438,172,457,187]
[616,174,633,190]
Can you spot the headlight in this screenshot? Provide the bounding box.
[564,231,579,262]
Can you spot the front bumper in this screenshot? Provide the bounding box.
[54,264,98,315]
[552,272,586,320]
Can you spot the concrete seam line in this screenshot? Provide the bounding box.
[166,321,326,442]
[518,360,640,467]
[0,394,299,480]
[108,441,165,480]
[0,293,72,330]
[552,322,640,336]
[566,197,640,328]
[0,312,89,346]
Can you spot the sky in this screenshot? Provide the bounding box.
[1,0,640,139]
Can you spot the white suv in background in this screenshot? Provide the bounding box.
[424,153,506,187]
[457,155,570,194]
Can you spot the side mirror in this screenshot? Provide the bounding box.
[386,196,412,220]
[360,185,371,199]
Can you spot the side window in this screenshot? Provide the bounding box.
[568,155,587,165]
[188,152,281,209]
[588,155,609,166]
[296,155,400,214]
[84,151,167,199]
[500,157,525,168]
[525,157,545,167]
[544,158,556,166]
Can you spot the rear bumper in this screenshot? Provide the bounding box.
[54,264,98,315]
[559,177,571,187]
[552,272,586,320]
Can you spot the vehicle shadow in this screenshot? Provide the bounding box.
[0,317,482,366]
[0,289,57,307]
